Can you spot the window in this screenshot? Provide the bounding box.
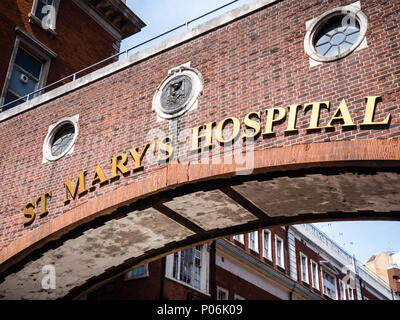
[322,269,338,299]
[310,260,320,290]
[248,231,258,252]
[304,2,368,64]
[173,245,203,289]
[124,264,149,281]
[2,47,43,111]
[300,253,309,283]
[217,286,229,300]
[29,0,60,32]
[339,279,347,300]
[275,236,285,269]
[1,28,56,112]
[43,115,79,162]
[233,234,244,244]
[348,287,354,300]
[314,16,360,58]
[262,229,272,260]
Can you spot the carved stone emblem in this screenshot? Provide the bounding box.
[152,65,203,120]
[160,75,192,114]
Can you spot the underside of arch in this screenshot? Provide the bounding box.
[1,140,400,299]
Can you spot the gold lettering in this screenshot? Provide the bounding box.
[325,99,356,128]
[284,104,302,133]
[158,136,174,162]
[64,171,87,204]
[360,96,391,126]
[304,101,330,131]
[23,201,35,225]
[242,111,261,139]
[89,165,108,189]
[129,144,150,170]
[111,153,130,179]
[263,107,286,135]
[191,121,215,152]
[215,117,241,144]
[35,191,52,217]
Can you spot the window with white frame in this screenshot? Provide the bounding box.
[233,234,244,244]
[339,279,347,300]
[310,260,320,290]
[348,287,354,300]
[173,245,203,289]
[300,253,309,283]
[1,28,56,111]
[29,0,60,32]
[262,229,272,260]
[248,231,258,252]
[124,264,149,281]
[275,236,285,269]
[217,286,229,300]
[322,269,338,299]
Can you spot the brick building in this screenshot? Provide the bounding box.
[86,224,396,300]
[0,0,399,300]
[0,0,145,110]
[365,251,400,296]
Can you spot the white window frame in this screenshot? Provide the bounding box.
[248,231,259,253]
[275,235,285,269]
[339,279,347,300]
[310,260,320,290]
[233,234,244,244]
[262,229,272,261]
[321,268,338,300]
[29,0,60,34]
[0,28,56,111]
[300,252,309,284]
[217,286,229,300]
[165,244,209,295]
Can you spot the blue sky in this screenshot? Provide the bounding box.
[120,0,400,265]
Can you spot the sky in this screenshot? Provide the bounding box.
[120,0,400,265]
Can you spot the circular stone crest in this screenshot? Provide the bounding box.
[152,66,203,120]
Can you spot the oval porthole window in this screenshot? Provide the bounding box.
[304,4,368,63]
[43,116,79,162]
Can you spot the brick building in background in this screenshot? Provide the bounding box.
[0,0,399,300]
[0,0,145,110]
[87,225,397,300]
[365,251,400,296]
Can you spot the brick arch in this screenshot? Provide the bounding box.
[0,139,400,299]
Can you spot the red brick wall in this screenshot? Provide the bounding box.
[0,0,399,259]
[215,265,279,300]
[0,0,116,93]
[112,260,163,300]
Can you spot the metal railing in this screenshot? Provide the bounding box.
[0,0,239,111]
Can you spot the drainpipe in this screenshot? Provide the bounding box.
[285,226,293,300]
[285,226,291,278]
[209,241,217,300]
[160,257,166,300]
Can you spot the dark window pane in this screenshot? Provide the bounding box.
[9,68,38,97]
[3,91,24,111]
[15,48,42,79]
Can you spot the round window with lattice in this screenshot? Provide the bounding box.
[43,116,79,162]
[304,5,368,63]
